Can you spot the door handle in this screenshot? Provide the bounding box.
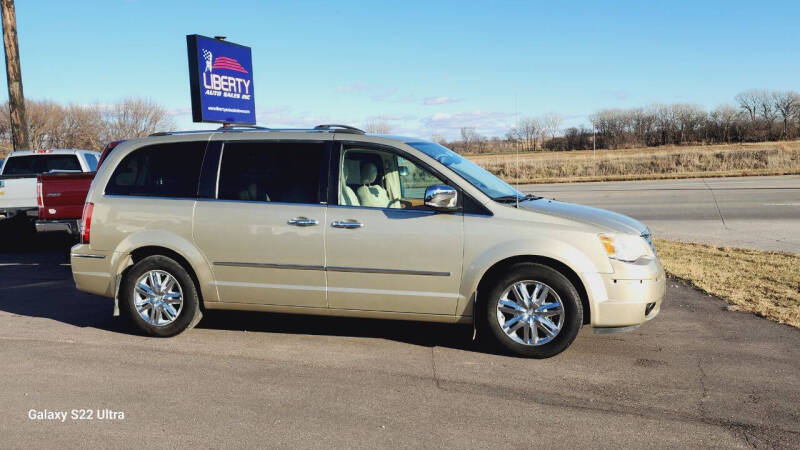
[287,217,319,227]
[331,220,363,229]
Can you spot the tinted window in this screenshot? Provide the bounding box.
[84,153,99,171]
[2,154,81,175]
[218,142,324,204]
[105,142,206,197]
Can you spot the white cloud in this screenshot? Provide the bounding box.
[336,82,369,94]
[421,110,515,139]
[423,96,460,106]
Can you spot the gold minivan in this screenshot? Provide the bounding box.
[71,125,665,358]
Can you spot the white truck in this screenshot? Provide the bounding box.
[0,149,100,228]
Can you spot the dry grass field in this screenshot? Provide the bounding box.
[471,141,800,184]
[655,239,800,328]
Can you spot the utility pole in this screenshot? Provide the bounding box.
[1,0,30,150]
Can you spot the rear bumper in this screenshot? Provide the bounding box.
[0,207,37,220]
[36,219,78,235]
[70,244,114,298]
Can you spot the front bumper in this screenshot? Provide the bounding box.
[585,257,666,329]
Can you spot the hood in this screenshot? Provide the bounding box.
[518,198,647,235]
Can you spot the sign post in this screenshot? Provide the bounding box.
[186,34,255,125]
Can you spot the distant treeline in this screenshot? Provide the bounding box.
[441,89,800,154]
[0,98,174,156]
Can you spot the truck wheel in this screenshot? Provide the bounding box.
[120,255,202,337]
[485,263,583,358]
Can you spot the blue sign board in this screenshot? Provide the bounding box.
[186,35,256,125]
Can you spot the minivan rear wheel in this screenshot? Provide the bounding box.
[485,263,582,358]
[120,255,202,337]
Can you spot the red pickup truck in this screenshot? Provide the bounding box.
[35,141,123,236]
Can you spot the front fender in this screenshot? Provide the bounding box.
[456,237,610,317]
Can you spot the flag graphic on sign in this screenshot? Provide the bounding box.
[212,56,249,73]
[202,49,213,72]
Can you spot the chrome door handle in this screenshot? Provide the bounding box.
[331,220,363,229]
[287,217,319,227]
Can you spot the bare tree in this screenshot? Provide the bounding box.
[756,90,776,125]
[63,104,104,150]
[735,90,760,122]
[0,97,175,154]
[672,103,706,144]
[710,104,739,143]
[513,118,540,151]
[430,134,446,144]
[25,100,66,149]
[364,119,392,134]
[773,91,800,138]
[104,97,174,140]
[541,112,562,141]
[460,127,487,153]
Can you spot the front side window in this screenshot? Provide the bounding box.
[2,154,81,176]
[339,147,445,209]
[105,142,206,197]
[217,142,324,204]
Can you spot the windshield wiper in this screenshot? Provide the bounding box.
[492,193,541,204]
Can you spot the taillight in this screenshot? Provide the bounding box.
[37,180,44,208]
[80,202,94,244]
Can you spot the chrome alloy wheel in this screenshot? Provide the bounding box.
[496,280,565,346]
[134,270,184,327]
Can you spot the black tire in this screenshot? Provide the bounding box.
[120,255,202,337]
[484,263,583,358]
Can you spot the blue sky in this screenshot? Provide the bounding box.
[6,0,800,139]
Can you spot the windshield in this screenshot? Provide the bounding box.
[407,141,524,200]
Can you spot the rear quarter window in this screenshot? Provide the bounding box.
[105,142,207,197]
[83,153,99,171]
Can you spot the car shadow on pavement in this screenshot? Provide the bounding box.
[0,234,495,354]
[0,232,138,335]
[197,310,487,353]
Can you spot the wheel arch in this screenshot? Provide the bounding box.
[128,246,204,306]
[474,255,591,326]
[109,230,219,306]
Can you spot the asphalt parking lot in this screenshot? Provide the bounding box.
[1,235,799,448]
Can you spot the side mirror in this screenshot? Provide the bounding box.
[424,185,458,212]
[398,166,409,177]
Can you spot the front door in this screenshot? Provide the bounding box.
[325,144,464,315]
[193,140,328,308]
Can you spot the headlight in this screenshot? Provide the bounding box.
[598,233,654,262]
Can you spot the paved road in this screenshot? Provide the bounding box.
[0,239,798,448]
[521,175,800,253]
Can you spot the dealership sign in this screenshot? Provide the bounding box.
[186,34,255,124]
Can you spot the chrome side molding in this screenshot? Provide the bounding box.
[214,262,324,271]
[71,253,106,259]
[326,266,450,277]
[213,261,449,277]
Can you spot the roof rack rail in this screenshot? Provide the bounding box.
[217,124,270,131]
[149,124,367,137]
[313,124,365,134]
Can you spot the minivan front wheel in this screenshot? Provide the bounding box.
[120,255,202,337]
[485,263,582,358]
